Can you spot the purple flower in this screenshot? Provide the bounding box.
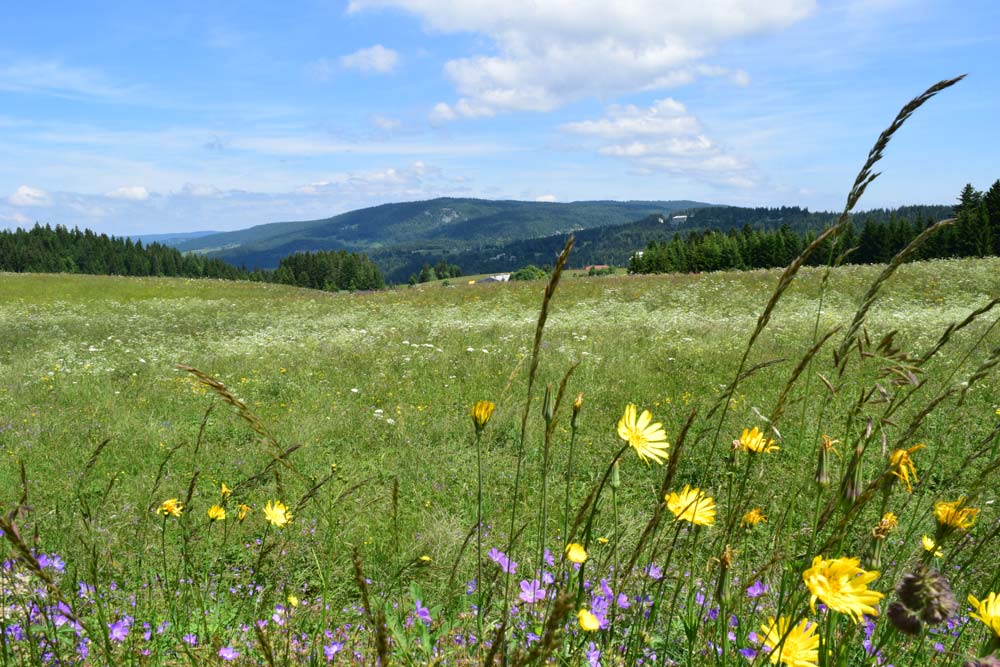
[414,600,432,626]
[586,641,601,667]
[108,619,129,642]
[746,580,768,599]
[219,647,240,661]
[739,647,757,660]
[182,633,197,646]
[519,579,546,604]
[646,563,662,580]
[487,548,517,574]
[324,642,344,661]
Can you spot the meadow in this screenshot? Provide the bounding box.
[2,245,1000,665]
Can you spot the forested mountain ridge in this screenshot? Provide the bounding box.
[375,203,958,281]
[177,197,712,268]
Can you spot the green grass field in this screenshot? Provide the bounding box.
[1,257,999,665]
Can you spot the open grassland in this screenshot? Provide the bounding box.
[1,257,1000,666]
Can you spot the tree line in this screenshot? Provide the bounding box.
[629,181,1000,275]
[0,224,384,291]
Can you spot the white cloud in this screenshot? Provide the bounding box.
[370,114,403,130]
[563,98,760,187]
[105,186,150,201]
[349,0,813,115]
[535,194,557,202]
[179,183,223,198]
[339,45,400,74]
[429,102,458,124]
[8,185,51,207]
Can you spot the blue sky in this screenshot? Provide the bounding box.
[1,0,997,235]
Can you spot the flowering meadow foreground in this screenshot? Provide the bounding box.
[2,79,1000,666]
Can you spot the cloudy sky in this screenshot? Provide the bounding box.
[1,1,997,235]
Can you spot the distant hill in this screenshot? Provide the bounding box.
[372,204,956,281]
[170,197,955,283]
[132,230,220,246]
[177,197,713,269]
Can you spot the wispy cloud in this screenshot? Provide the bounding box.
[1,161,476,234]
[0,59,140,102]
[340,45,400,74]
[8,185,51,207]
[563,99,761,188]
[105,186,150,201]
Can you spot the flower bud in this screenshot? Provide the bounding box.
[542,384,554,425]
[610,461,621,490]
[840,444,864,508]
[816,435,839,489]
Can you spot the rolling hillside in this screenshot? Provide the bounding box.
[177,197,712,270]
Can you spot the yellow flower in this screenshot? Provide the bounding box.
[418,555,432,564]
[237,504,251,521]
[921,535,942,558]
[742,508,768,527]
[968,592,1000,637]
[221,483,232,499]
[207,505,227,521]
[597,536,609,544]
[578,608,600,631]
[737,426,779,454]
[665,485,716,526]
[759,617,819,667]
[471,400,495,433]
[934,497,979,533]
[802,555,883,622]
[565,543,588,564]
[263,500,292,528]
[888,444,924,493]
[287,594,299,608]
[157,498,183,517]
[617,404,669,465]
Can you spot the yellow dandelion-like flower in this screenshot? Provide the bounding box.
[578,608,600,632]
[617,404,669,465]
[471,400,495,433]
[157,498,183,518]
[207,505,227,521]
[237,504,251,521]
[220,483,232,499]
[737,426,779,454]
[921,535,942,558]
[665,485,716,526]
[597,536,609,545]
[759,617,819,667]
[968,592,1000,637]
[565,543,588,564]
[263,500,292,528]
[287,594,299,608]
[888,444,924,493]
[742,508,768,527]
[802,555,883,622]
[934,497,979,533]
